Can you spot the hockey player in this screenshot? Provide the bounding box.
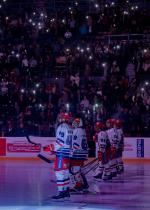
[51,112,73,200]
[114,119,124,173]
[93,122,111,181]
[70,118,89,191]
[106,119,119,177]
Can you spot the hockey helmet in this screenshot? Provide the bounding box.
[58,112,71,122]
[106,119,114,128]
[114,119,122,128]
[94,122,104,131]
[72,118,83,128]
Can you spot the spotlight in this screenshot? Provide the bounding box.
[102,63,106,67]
[62,19,65,23]
[145,81,149,86]
[20,89,25,93]
[95,104,99,108]
[141,88,145,92]
[95,4,99,8]
[116,45,120,49]
[131,6,134,10]
[39,104,43,108]
[143,49,148,53]
[80,49,84,53]
[32,90,36,94]
[36,83,40,88]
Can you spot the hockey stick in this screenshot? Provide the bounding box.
[82,161,99,175]
[38,154,53,163]
[26,135,38,145]
[26,135,53,163]
[82,158,98,170]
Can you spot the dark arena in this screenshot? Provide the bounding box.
[0,0,150,209]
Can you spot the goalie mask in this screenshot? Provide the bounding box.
[72,118,83,128]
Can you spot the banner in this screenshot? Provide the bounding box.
[5,137,56,158]
[0,137,150,159]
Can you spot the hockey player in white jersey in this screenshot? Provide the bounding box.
[70,118,89,191]
[106,119,119,177]
[51,112,73,200]
[93,122,111,181]
[114,119,124,174]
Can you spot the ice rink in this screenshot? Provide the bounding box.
[0,160,150,210]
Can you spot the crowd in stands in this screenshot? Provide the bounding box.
[0,0,150,139]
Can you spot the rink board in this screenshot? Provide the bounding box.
[0,137,150,160]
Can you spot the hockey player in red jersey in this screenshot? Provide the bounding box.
[106,119,119,178]
[93,122,111,181]
[51,112,73,200]
[70,117,89,191]
[114,119,124,174]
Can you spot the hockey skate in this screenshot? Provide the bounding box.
[111,171,117,178]
[94,173,103,180]
[103,174,112,181]
[117,165,124,174]
[51,189,70,200]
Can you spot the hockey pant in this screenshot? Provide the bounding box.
[116,146,124,171]
[110,146,118,174]
[54,156,70,192]
[95,151,111,177]
[70,159,87,188]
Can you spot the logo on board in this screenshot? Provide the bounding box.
[137,139,144,158]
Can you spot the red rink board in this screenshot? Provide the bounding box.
[0,138,6,156]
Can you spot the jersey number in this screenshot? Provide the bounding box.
[66,135,72,146]
[82,138,88,150]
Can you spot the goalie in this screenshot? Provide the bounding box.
[70,118,89,191]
